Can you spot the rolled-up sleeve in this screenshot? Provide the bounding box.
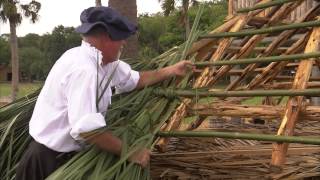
[113,60,140,94]
[65,69,106,141]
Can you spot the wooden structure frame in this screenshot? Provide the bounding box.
[228,0,318,21]
[155,0,320,172]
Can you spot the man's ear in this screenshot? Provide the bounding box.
[104,33,112,41]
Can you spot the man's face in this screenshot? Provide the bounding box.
[101,36,126,63]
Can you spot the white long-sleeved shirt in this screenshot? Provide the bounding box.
[29,41,140,152]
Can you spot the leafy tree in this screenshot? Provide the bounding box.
[159,0,198,39]
[0,36,10,66]
[19,46,44,81]
[138,1,227,56]
[138,13,167,58]
[41,26,81,71]
[19,33,41,48]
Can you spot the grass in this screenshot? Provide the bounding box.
[0,82,43,99]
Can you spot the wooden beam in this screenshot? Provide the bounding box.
[198,20,320,39]
[156,12,256,152]
[247,17,270,28]
[204,1,303,87]
[228,0,234,16]
[155,88,320,98]
[191,103,320,121]
[246,32,310,89]
[152,147,320,157]
[195,52,320,67]
[194,15,249,88]
[210,46,288,53]
[187,16,240,55]
[237,0,298,13]
[224,4,320,91]
[257,82,320,89]
[275,76,320,81]
[157,131,320,145]
[271,27,320,166]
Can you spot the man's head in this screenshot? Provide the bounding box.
[76,6,137,63]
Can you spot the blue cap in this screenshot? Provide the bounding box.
[75,6,137,40]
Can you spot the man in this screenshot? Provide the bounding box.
[16,6,193,180]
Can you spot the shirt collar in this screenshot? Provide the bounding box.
[81,40,104,66]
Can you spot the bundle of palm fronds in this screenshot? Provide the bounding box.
[0,5,204,180]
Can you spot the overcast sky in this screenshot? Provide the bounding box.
[0,0,162,37]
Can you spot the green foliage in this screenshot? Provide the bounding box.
[41,25,82,66]
[138,1,227,58]
[0,36,10,65]
[19,47,46,81]
[0,26,81,81]
[138,13,167,58]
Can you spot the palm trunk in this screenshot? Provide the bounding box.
[95,0,101,6]
[182,0,190,39]
[9,20,19,101]
[108,0,138,59]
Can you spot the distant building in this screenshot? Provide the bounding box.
[0,65,11,81]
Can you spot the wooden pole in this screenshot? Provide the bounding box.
[257,82,320,89]
[237,0,298,13]
[192,103,320,121]
[225,4,320,91]
[246,32,310,89]
[157,131,320,145]
[202,1,304,88]
[228,0,234,16]
[194,52,320,67]
[154,88,320,98]
[271,27,320,166]
[198,20,320,39]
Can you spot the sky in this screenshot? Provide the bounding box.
[0,0,162,37]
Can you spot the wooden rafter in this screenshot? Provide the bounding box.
[225,4,320,91]
[205,1,303,87]
[271,26,320,166]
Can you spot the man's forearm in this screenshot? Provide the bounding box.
[136,66,174,89]
[86,131,122,155]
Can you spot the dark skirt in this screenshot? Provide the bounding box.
[15,140,75,180]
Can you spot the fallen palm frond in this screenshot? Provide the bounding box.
[151,118,320,179]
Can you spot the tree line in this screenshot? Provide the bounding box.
[0,0,227,95]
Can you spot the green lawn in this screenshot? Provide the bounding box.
[0,82,43,98]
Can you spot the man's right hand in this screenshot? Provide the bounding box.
[128,148,150,168]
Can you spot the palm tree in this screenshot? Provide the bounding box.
[108,0,138,59]
[96,0,102,6]
[159,0,198,39]
[0,0,41,101]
